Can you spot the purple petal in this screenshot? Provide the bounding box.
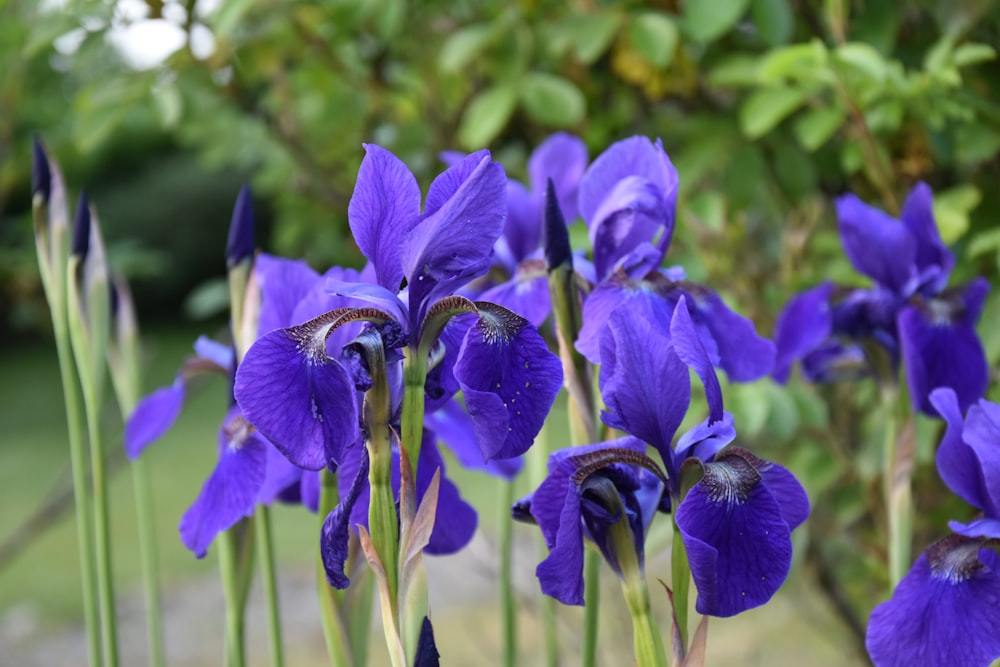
[577,274,674,364]
[931,388,991,514]
[349,145,421,291]
[423,149,490,216]
[866,539,1000,667]
[589,175,673,280]
[300,470,320,513]
[479,263,551,327]
[900,182,954,294]
[532,460,585,605]
[670,296,723,423]
[599,306,689,468]
[836,193,916,295]
[427,400,523,479]
[675,453,794,617]
[528,132,588,222]
[324,279,408,327]
[257,443,305,506]
[125,380,185,460]
[754,456,811,531]
[322,446,369,588]
[255,254,321,334]
[420,435,478,555]
[960,399,1000,517]
[454,305,563,461]
[500,180,539,266]
[235,327,360,470]
[684,285,776,382]
[179,410,268,557]
[193,336,235,371]
[949,518,1000,539]
[674,413,736,468]
[773,282,834,383]
[898,299,988,416]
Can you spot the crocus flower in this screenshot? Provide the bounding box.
[865,387,1000,666]
[574,136,775,382]
[237,145,562,469]
[774,184,989,415]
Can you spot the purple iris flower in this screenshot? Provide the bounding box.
[574,136,775,382]
[236,144,562,470]
[865,387,1000,666]
[522,297,808,612]
[774,183,989,415]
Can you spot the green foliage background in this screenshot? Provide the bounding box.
[3,0,1000,658]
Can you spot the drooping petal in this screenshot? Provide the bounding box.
[533,461,585,605]
[235,325,360,470]
[125,379,185,460]
[866,537,1000,667]
[949,518,1000,540]
[257,443,306,506]
[670,296,723,423]
[960,399,1000,517]
[898,281,989,416]
[179,410,268,557]
[900,182,954,295]
[752,454,811,531]
[419,435,478,555]
[773,282,834,383]
[349,144,422,291]
[931,388,991,514]
[255,254,321,335]
[528,132,588,223]
[836,193,916,295]
[599,306,689,465]
[427,400,523,479]
[674,413,736,471]
[454,304,562,461]
[322,446,369,588]
[577,272,674,364]
[675,452,794,617]
[682,284,776,382]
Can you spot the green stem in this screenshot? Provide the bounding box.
[82,389,119,667]
[219,528,246,667]
[256,505,285,667]
[581,550,601,667]
[52,330,102,667]
[345,560,374,667]
[400,352,428,479]
[529,420,559,667]
[882,388,910,588]
[671,518,691,658]
[131,457,165,667]
[316,469,355,667]
[368,442,399,611]
[498,479,516,667]
[623,584,668,667]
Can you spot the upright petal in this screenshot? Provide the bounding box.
[931,388,991,514]
[773,282,834,383]
[528,132,588,222]
[670,296,723,423]
[235,325,360,469]
[454,304,562,461]
[479,260,551,327]
[836,194,915,295]
[255,254,321,334]
[349,145,422,291]
[179,410,268,557]
[960,399,1000,517]
[900,182,954,294]
[866,537,1000,667]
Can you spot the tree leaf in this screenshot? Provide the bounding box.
[835,42,887,82]
[682,0,750,44]
[933,184,981,245]
[793,105,845,151]
[952,43,997,68]
[457,84,517,149]
[738,87,808,139]
[519,73,585,126]
[438,24,493,73]
[627,11,678,67]
[751,0,793,47]
[556,12,622,64]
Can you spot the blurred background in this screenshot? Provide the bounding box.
[2,0,1000,664]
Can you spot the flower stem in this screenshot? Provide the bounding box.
[881,387,911,588]
[255,505,285,667]
[498,478,516,667]
[218,528,247,667]
[623,583,668,667]
[316,469,355,667]
[400,351,428,479]
[131,456,165,667]
[581,550,601,667]
[671,519,691,657]
[528,419,559,667]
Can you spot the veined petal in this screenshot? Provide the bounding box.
[534,464,585,605]
[674,413,736,473]
[454,304,562,461]
[419,435,478,554]
[325,278,408,327]
[773,283,834,383]
[479,260,551,327]
[349,144,421,291]
[125,379,185,460]
[961,400,1000,517]
[427,400,523,479]
[322,446,369,588]
[676,452,794,617]
[179,410,268,557]
[528,132,588,222]
[900,182,954,294]
[670,296,723,423]
[836,193,916,295]
[599,307,689,465]
[931,388,992,515]
[255,254,321,334]
[683,284,776,382]
[898,285,989,416]
[866,537,1000,667]
[589,175,672,280]
[235,325,360,470]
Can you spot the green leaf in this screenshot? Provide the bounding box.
[519,73,585,126]
[707,55,762,87]
[682,0,750,44]
[839,139,863,175]
[793,105,845,151]
[738,87,808,139]
[751,0,793,46]
[457,84,517,150]
[952,43,997,68]
[627,11,678,67]
[968,228,1000,260]
[210,0,257,38]
[834,42,887,82]
[153,84,183,129]
[557,12,623,64]
[759,39,829,84]
[933,184,981,245]
[438,24,494,73]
